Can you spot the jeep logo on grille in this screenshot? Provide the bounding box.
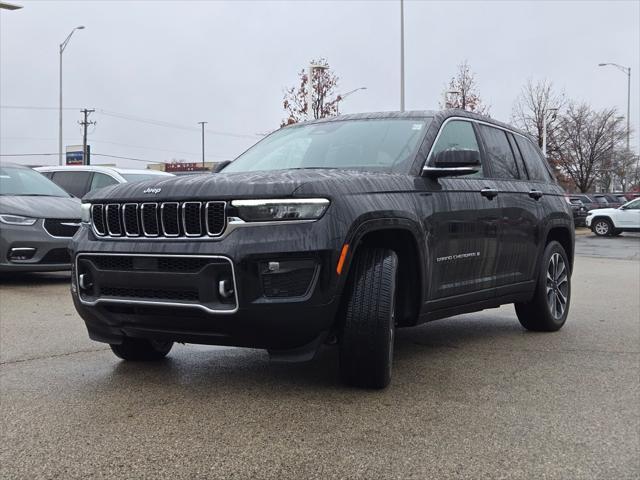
[143,187,162,194]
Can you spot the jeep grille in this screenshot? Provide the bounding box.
[90,201,226,238]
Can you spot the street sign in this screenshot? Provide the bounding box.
[66,145,90,165]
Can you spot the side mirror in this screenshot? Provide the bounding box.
[422,149,481,177]
[212,160,231,173]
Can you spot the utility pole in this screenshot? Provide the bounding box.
[79,108,95,165]
[198,121,207,169]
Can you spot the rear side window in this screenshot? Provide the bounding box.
[430,120,483,176]
[514,136,551,182]
[51,171,91,197]
[477,125,519,179]
[90,172,119,192]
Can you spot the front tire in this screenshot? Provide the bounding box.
[592,218,612,236]
[110,338,173,361]
[339,248,398,389]
[515,241,571,332]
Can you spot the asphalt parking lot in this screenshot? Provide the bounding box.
[1,233,639,479]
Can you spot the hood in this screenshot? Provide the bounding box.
[83,169,416,202]
[0,195,81,219]
[588,207,618,215]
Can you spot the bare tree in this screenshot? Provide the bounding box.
[440,61,489,114]
[281,58,340,127]
[554,102,627,192]
[512,78,565,149]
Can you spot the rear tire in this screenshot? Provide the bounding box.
[110,338,173,361]
[592,218,612,236]
[515,241,571,332]
[339,248,398,389]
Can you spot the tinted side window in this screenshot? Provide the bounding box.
[506,133,528,179]
[514,136,551,182]
[429,120,483,177]
[51,171,91,197]
[477,125,519,179]
[90,172,119,192]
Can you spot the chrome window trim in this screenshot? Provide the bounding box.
[140,203,159,237]
[91,204,106,236]
[122,203,140,237]
[105,203,123,237]
[75,253,239,315]
[182,201,203,237]
[422,116,534,174]
[160,202,180,237]
[205,201,227,237]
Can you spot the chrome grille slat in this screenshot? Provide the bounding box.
[161,202,180,237]
[141,203,159,237]
[91,205,106,236]
[122,203,140,237]
[182,202,202,237]
[206,201,227,236]
[105,204,122,236]
[92,201,225,239]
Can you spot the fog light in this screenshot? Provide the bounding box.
[8,247,36,261]
[218,279,234,299]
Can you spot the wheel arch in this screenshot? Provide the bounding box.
[545,225,574,271]
[338,218,426,327]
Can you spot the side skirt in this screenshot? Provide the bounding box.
[417,280,535,324]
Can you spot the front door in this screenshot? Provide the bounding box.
[422,119,501,301]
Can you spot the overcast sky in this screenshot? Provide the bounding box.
[1,0,639,169]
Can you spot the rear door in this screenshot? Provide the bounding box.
[423,119,501,301]
[476,124,540,288]
[50,171,92,198]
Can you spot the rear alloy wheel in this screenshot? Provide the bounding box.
[339,248,398,389]
[515,241,571,332]
[110,338,173,361]
[593,218,612,236]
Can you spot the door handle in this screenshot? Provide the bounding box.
[480,188,498,200]
[529,190,544,200]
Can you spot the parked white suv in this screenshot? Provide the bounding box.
[586,197,640,236]
[35,166,173,198]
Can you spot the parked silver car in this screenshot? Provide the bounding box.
[0,164,81,272]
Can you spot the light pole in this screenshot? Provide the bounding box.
[58,25,85,165]
[542,107,559,157]
[307,63,328,121]
[336,87,367,115]
[198,121,207,169]
[598,63,631,153]
[400,0,405,112]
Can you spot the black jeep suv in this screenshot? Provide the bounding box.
[71,110,574,388]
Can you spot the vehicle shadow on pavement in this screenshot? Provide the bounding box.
[101,314,525,392]
[0,272,71,285]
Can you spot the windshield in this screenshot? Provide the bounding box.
[224,118,430,173]
[122,173,171,182]
[0,165,70,197]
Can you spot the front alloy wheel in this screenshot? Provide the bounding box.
[593,219,611,236]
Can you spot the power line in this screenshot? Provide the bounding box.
[1,105,261,140]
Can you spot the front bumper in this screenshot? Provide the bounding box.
[70,222,344,351]
[585,215,593,227]
[0,220,73,272]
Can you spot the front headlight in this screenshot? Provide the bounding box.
[0,214,37,226]
[231,198,330,222]
[81,203,91,223]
